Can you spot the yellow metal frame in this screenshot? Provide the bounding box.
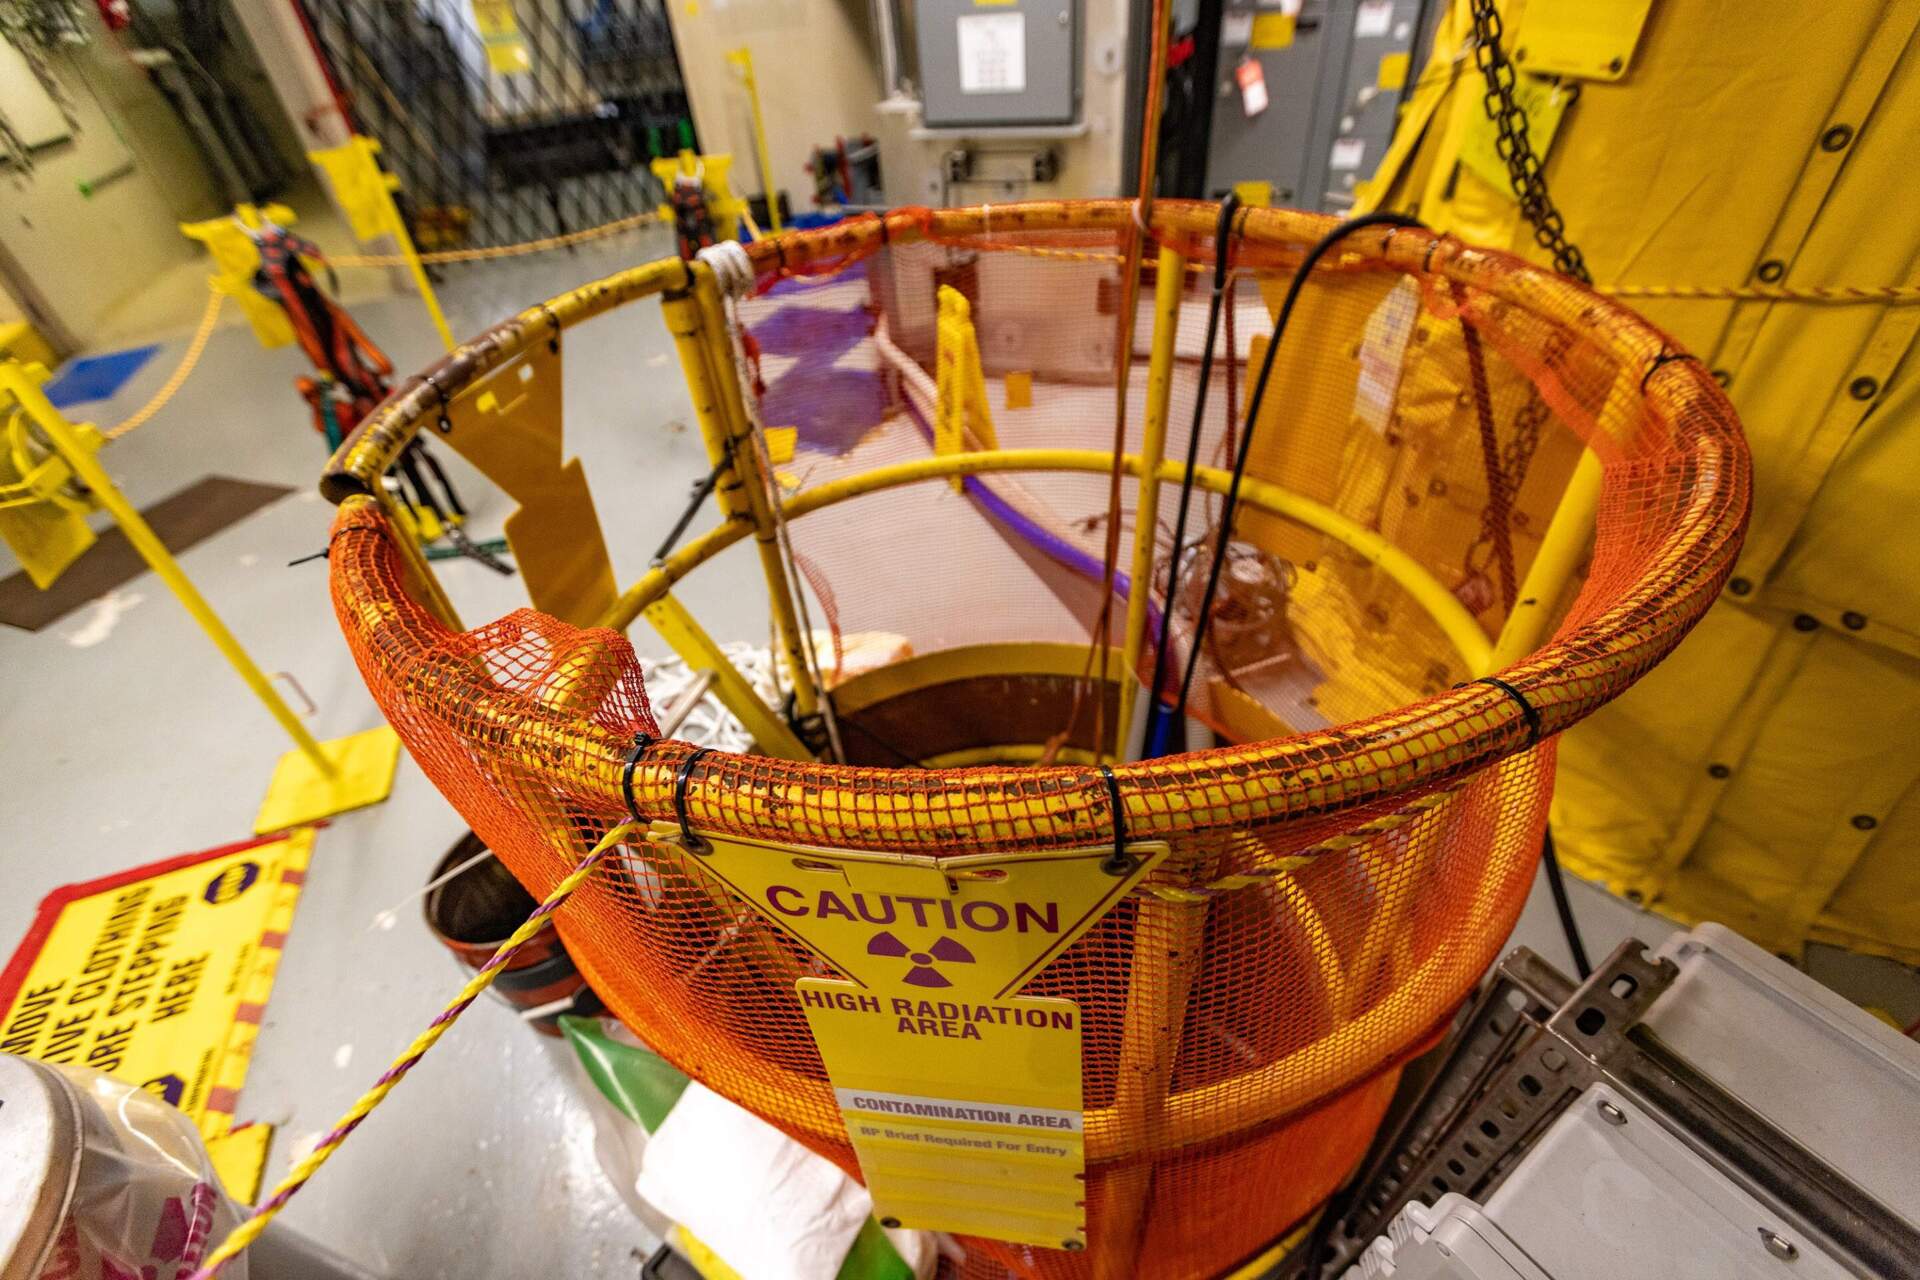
[309,199,1750,1278]
[1487,448,1602,671]
[1115,245,1187,756]
[0,362,398,833]
[641,593,811,760]
[661,265,822,718]
[602,448,1493,673]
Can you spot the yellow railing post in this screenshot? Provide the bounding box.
[642,594,812,760]
[1115,246,1186,758]
[1,362,401,832]
[1486,449,1603,672]
[0,364,334,775]
[934,285,1000,491]
[661,269,821,722]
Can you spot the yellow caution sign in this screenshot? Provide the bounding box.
[0,829,314,1138]
[666,825,1167,1249]
[206,1121,274,1204]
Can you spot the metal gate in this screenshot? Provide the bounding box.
[293,0,696,253]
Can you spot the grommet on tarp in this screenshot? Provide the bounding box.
[621,731,657,822]
[673,747,715,854]
[1459,675,1542,748]
[1099,765,1134,876]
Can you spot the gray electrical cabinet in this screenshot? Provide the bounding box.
[917,0,1080,128]
[1204,0,1430,209]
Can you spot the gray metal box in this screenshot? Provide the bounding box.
[916,0,1079,128]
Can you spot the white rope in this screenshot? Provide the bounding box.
[698,240,757,301]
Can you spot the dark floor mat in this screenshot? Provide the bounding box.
[0,475,295,632]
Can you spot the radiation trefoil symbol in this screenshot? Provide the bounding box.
[867,931,975,988]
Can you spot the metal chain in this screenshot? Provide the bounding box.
[1468,0,1591,283]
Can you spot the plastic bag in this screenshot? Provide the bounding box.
[31,1058,250,1279]
[558,1017,938,1280]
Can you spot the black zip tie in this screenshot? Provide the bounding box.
[875,211,891,245]
[651,452,733,566]
[621,732,657,822]
[1640,349,1698,393]
[538,303,561,354]
[673,747,715,854]
[287,527,351,567]
[1461,675,1542,748]
[1098,765,1133,876]
[665,258,694,299]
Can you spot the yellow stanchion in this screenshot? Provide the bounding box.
[309,137,456,352]
[1115,245,1186,758]
[1486,448,1602,672]
[0,361,399,833]
[726,48,782,233]
[933,285,1001,491]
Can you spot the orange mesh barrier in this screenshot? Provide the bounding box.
[323,201,1749,1278]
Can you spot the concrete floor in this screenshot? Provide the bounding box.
[4,229,1916,1277]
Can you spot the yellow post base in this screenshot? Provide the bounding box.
[254,726,402,834]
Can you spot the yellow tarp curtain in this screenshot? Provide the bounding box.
[1359,0,1920,963]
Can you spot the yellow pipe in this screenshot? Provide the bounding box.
[727,49,782,233]
[1486,449,1602,672]
[380,178,456,352]
[600,449,1493,673]
[642,594,812,760]
[0,365,337,775]
[688,268,821,717]
[1115,246,1186,759]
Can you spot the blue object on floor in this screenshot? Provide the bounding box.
[42,344,161,409]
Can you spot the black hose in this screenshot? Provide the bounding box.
[1541,828,1592,979]
[1141,193,1240,758]
[1168,211,1427,729]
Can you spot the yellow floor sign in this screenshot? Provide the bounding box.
[0,828,314,1141]
[663,824,1167,1250]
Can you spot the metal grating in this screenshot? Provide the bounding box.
[294,0,696,253]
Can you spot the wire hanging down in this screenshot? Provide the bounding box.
[1140,193,1240,759]
[1165,211,1427,736]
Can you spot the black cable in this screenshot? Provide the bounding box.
[414,441,468,519]
[1169,211,1427,729]
[1541,828,1592,980]
[1462,676,1591,979]
[650,452,732,565]
[1141,193,1239,757]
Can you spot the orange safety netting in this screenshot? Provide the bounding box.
[324,201,1749,1279]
